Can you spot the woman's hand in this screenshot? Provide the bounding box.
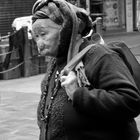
[60,71,78,100]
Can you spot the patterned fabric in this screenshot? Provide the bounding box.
[37,58,56,128]
[32,1,63,25]
[47,88,67,140]
[38,59,68,140]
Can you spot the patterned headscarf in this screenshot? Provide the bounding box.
[32,0,92,62]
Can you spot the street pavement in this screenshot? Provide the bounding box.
[0,74,44,140]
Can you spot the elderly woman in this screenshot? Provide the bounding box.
[32,0,140,140]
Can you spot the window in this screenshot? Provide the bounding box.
[103,0,125,31]
[90,0,104,20]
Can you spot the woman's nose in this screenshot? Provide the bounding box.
[36,38,43,48]
[36,39,44,52]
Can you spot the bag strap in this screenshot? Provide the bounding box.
[62,33,105,74]
[62,43,97,74]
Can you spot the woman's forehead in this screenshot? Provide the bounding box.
[32,18,61,30]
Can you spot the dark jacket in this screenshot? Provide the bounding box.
[64,44,140,140]
[38,44,140,140]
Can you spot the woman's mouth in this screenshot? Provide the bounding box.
[38,46,45,53]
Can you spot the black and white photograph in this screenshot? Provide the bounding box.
[0,0,140,140]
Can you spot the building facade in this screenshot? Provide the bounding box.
[0,0,140,36]
[68,0,140,34]
[0,0,36,36]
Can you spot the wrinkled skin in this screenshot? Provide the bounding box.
[32,18,61,57]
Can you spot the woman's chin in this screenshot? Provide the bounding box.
[38,49,48,56]
[39,50,54,57]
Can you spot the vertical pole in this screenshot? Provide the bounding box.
[126,0,133,32]
[86,0,90,14]
[137,0,140,30]
[96,17,103,35]
[23,27,32,77]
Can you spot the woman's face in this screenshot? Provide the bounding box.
[32,18,61,57]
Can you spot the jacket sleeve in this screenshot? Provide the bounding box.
[73,51,140,121]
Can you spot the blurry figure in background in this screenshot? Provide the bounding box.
[12,16,32,39]
[32,0,140,140]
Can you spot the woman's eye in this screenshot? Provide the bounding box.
[33,34,39,40]
[40,32,46,36]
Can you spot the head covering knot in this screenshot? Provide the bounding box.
[32,1,63,25]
